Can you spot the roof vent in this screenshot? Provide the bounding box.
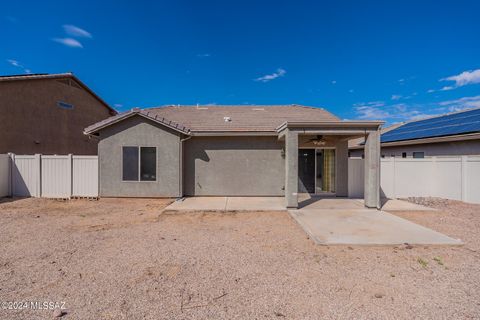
[252,108,265,111]
[224,116,232,122]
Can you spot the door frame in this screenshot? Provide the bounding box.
[300,147,336,195]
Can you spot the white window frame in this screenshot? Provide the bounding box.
[121,146,157,182]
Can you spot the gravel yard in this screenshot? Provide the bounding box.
[0,197,479,319]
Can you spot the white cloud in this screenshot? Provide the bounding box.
[63,25,92,38]
[331,80,337,84]
[348,89,354,93]
[391,94,402,100]
[52,38,83,48]
[197,53,211,58]
[441,69,480,88]
[354,101,389,119]
[438,95,480,111]
[440,86,454,91]
[354,101,438,122]
[7,59,20,67]
[254,68,286,82]
[6,59,31,73]
[114,104,123,108]
[355,105,390,119]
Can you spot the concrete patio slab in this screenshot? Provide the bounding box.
[299,197,365,210]
[165,197,286,212]
[226,197,285,211]
[165,197,227,211]
[289,208,462,245]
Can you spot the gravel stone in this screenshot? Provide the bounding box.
[0,197,479,319]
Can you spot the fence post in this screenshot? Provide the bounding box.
[7,153,14,197]
[431,156,437,198]
[461,156,467,202]
[68,154,73,199]
[392,156,396,199]
[35,154,41,198]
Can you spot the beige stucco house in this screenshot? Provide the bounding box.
[85,105,383,208]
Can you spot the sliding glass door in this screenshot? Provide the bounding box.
[315,148,335,194]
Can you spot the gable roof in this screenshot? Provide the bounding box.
[84,108,191,135]
[0,72,116,114]
[85,105,340,134]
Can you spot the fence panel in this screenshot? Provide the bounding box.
[394,159,435,198]
[3,154,99,199]
[0,154,9,197]
[72,156,98,197]
[348,156,480,204]
[380,158,395,198]
[348,158,364,198]
[465,156,480,204]
[12,155,39,197]
[434,157,462,201]
[41,155,71,198]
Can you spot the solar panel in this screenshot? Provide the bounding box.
[381,108,480,143]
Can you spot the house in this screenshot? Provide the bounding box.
[0,73,116,155]
[349,107,480,158]
[84,105,383,208]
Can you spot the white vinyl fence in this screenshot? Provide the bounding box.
[2,154,98,198]
[0,154,9,197]
[349,156,480,204]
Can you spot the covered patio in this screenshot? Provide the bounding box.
[276,121,384,209]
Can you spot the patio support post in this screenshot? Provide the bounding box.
[364,130,381,209]
[285,129,298,208]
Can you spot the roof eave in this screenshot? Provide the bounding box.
[0,72,117,115]
[276,120,384,133]
[84,110,191,136]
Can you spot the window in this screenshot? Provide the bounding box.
[122,146,156,181]
[413,152,425,159]
[402,152,407,158]
[57,101,74,109]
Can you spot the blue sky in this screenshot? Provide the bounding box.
[2,0,480,124]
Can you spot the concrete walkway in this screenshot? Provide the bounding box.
[289,208,462,245]
[165,197,286,212]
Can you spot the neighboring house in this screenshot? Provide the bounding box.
[84,105,383,208]
[0,73,116,155]
[349,107,480,158]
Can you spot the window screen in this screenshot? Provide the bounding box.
[402,152,407,158]
[140,147,156,181]
[122,147,139,181]
[413,152,424,159]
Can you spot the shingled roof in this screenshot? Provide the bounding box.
[85,104,340,134]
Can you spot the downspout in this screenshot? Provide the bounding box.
[179,135,192,198]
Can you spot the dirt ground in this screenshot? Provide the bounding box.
[0,197,479,320]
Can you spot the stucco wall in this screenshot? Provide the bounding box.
[98,115,182,197]
[350,139,480,158]
[183,136,285,196]
[0,78,113,155]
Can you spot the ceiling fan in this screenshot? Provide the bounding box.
[307,135,326,146]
